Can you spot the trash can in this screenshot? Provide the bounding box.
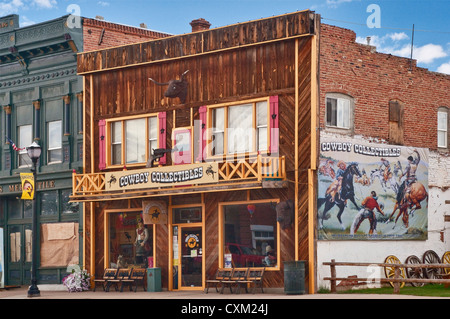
[147,268,162,292]
[284,261,305,295]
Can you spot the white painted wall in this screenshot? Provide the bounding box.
[316,134,450,289]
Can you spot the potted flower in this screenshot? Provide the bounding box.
[62,269,91,292]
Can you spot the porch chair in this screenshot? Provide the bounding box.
[93,268,118,292]
[105,268,132,292]
[236,267,265,294]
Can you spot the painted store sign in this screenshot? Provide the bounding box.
[105,162,219,191]
[318,135,429,240]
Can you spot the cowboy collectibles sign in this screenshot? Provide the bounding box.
[105,162,219,191]
[318,135,429,240]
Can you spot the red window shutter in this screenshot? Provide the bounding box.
[98,119,106,170]
[269,96,279,155]
[198,106,207,162]
[158,112,167,164]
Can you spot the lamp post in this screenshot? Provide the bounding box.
[26,141,41,298]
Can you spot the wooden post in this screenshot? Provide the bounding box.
[393,266,400,294]
[330,259,336,293]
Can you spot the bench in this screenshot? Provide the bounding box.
[204,268,233,294]
[93,268,118,292]
[220,268,249,294]
[236,267,265,294]
[105,268,132,292]
[120,268,147,292]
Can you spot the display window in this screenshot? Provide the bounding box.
[219,200,279,269]
[106,210,153,269]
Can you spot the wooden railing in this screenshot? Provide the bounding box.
[72,155,286,199]
[323,259,450,294]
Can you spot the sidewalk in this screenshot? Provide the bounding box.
[0,285,445,299]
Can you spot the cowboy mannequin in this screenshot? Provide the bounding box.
[135,219,149,264]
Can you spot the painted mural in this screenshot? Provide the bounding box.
[318,136,429,240]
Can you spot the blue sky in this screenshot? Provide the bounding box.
[1,0,449,74]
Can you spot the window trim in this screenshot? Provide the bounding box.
[105,113,159,168]
[438,106,449,149]
[206,97,272,159]
[325,93,355,134]
[218,198,280,270]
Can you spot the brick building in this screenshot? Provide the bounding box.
[317,23,450,289]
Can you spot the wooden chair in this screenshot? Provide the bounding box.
[221,268,248,294]
[93,268,118,292]
[236,267,265,294]
[204,268,233,294]
[121,268,147,292]
[105,268,132,292]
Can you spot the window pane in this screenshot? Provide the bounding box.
[62,189,79,215]
[111,121,122,165]
[257,102,268,151]
[48,121,62,163]
[212,108,224,155]
[224,203,277,267]
[228,104,252,153]
[126,119,146,163]
[337,98,350,128]
[326,98,337,126]
[438,111,447,130]
[48,121,62,149]
[18,125,32,167]
[256,102,267,127]
[258,127,267,151]
[9,198,21,219]
[40,191,58,216]
[438,131,447,148]
[148,117,158,155]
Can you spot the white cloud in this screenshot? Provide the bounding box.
[0,0,25,15]
[31,0,56,9]
[388,32,409,42]
[405,44,447,64]
[97,1,110,7]
[357,32,447,65]
[437,62,450,75]
[326,0,357,8]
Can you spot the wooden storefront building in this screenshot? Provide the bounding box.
[73,10,319,292]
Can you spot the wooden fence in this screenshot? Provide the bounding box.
[323,259,450,294]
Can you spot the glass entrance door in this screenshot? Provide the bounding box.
[7,224,32,286]
[180,226,202,288]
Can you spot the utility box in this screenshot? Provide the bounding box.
[284,261,305,295]
[147,268,162,292]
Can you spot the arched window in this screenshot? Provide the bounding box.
[325,93,354,133]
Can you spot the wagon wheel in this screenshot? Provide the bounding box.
[404,255,424,287]
[422,250,441,279]
[442,251,450,275]
[384,255,406,288]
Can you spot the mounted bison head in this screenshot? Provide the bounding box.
[276,200,294,230]
[149,70,189,104]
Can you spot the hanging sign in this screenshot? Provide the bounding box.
[142,200,167,224]
[20,173,35,200]
[105,162,219,191]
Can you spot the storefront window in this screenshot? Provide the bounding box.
[40,191,58,216]
[222,202,278,268]
[61,189,79,215]
[172,207,202,224]
[107,211,153,269]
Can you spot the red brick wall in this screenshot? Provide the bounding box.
[319,23,450,151]
[83,18,170,52]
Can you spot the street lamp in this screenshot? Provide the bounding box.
[26,141,41,298]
